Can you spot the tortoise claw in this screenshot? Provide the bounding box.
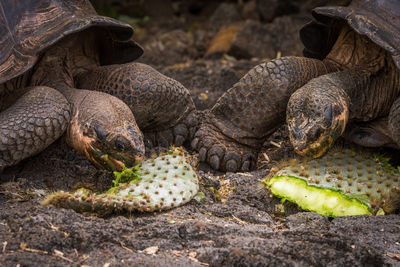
[191,137,199,150]
[144,122,191,148]
[241,154,254,171]
[173,123,188,139]
[226,159,238,172]
[210,155,220,170]
[199,147,207,161]
[174,135,185,146]
[241,160,251,172]
[193,122,257,172]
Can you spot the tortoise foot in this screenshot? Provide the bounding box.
[144,124,187,148]
[191,121,257,172]
[144,111,201,148]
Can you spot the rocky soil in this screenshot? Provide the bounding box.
[0,0,399,266]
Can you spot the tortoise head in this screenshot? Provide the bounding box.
[67,91,144,172]
[286,86,349,158]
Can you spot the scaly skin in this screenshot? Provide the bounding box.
[1,2,196,173]
[287,60,400,158]
[29,42,145,172]
[192,57,337,172]
[194,23,400,172]
[1,29,198,172]
[77,62,199,148]
[287,70,370,157]
[64,89,145,171]
[287,26,400,159]
[0,86,70,170]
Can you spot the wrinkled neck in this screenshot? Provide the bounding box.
[30,30,100,96]
[30,43,93,113]
[31,46,74,89]
[325,25,386,73]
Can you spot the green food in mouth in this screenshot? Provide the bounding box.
[109,164,141,193]
[43,148,199,215]
[265,149,399,217]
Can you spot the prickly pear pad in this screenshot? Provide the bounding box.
[265,149,399,217]
[43,148,199,215]
[267,176,371,217]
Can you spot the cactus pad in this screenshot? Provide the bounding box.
[43,148,199,215]
[265,149,399,217]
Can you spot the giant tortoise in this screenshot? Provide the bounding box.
[192,0,400,172]
[0,0,197,172]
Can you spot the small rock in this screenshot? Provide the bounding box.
[193,29,212,55]
[256,0,280,22]
[208,3,242,32]
[241,0,260,21]
[229,20,275,60]
[205,24,242,59]
[143,246,159,255]
[139,29,198,67]
[229,16,308,60]
[256,0,299,22]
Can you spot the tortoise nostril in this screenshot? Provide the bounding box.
[310,127,322,141]
[290,127,303,140]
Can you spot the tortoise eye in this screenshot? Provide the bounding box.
[115,136,129,151]
[115,140,125,151]
[323,105,333,126]
[94,124,109,141]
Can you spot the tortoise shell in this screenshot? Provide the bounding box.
[0,0,143,84]
[300,0,400,69]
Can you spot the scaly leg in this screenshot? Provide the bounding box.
[0,86,70,170]
[192,57,337,172]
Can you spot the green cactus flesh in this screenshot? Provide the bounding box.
[265,149,399,217]
[43,148,199,214]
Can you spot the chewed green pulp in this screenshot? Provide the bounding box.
[265,148,399,217]
[43,148,199,215]
[109,164,141,193]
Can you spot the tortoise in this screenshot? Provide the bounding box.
[0,0,197,172]
[192,0,400,172]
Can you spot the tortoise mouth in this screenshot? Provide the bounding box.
[291,116,346,158]
[87,144,142,172]
[290,105,348,158]
[293,135,334,158]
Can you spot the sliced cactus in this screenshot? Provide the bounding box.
[43,148,199,215]
[265,149,399,217]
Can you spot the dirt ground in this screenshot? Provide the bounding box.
[0,1,399,266]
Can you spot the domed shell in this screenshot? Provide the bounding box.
[0,0,143,84]
[300,0,400,69]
